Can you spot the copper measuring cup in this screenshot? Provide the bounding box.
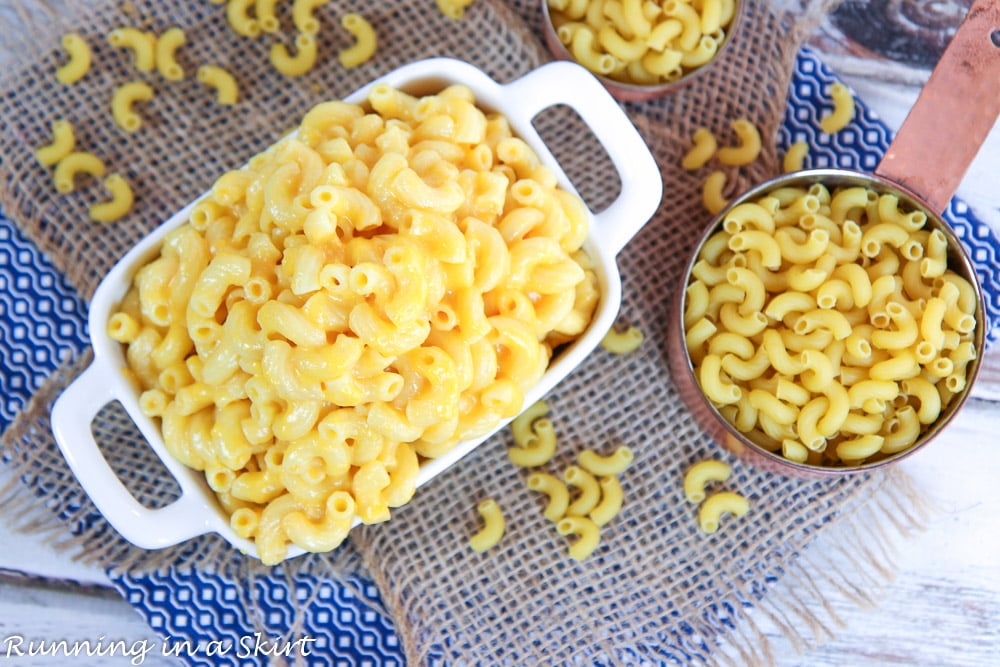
[667,0,1000,477]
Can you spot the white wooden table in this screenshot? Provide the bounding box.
[3,11,1000,667]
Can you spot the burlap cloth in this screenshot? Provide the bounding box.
[0,0,929,664]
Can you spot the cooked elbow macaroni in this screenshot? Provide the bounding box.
[684,184,979,467]
[548,0,737,85]
[112,86,598,563]
[198,65,239,105]
[90,173,135,223]
[338,13,376,69]
[56,33,92,84]
[112,81,154,133]
[108,27,156,72]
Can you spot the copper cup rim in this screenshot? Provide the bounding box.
[538,0,747,102]
[672,167,988,477]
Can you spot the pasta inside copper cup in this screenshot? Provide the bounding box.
[667,170,986,477]
[540,0,744,101]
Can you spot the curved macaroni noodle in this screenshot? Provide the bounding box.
[556,515,600,561]
[112,81,154,133]
[716,119,761,166]
[338,13,377,69]
[56,33,91,84]
[469,498,505,551]
[578,446,633,477]
[819,82,855,135]
[54,151,106,193]
[682,459,730,503]
[35,119,76,167]
[271,33,319,77]
[156,27,187,81]
[108,27,156,72]
[198,65,239,105]
[698,491,749,533]
[600,325,644,354]
[293,0,329,34]
[527,472,570,522]
[226,0,261,38]
[90,173,135,223]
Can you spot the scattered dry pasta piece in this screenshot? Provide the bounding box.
[601,325,644,354]
[527,472,570,522]
[698,491,749,533]
[588,476,623,527]
[436,0,476,20]
[783,140,808,173]
[682,127,717,171]
[702,170,727,214]
[556,515,600,561]
[53,151,106,193]
[271,33,319,77]
[469,498,505,552]
[155,27,187,81]
[56,33,91,84]
[90,173,135,223]
[35,119,76,167]
[820,82,855,134]
[578,446,633,477]
[716,119,761,166]
[108,27,156,72]
[682,459,730,503]
[198,65,239,105]
[257,0,282,33]
[338,13,376,68]
[226,0,261,38]
[111,81,154,132]
[293,0,329,34]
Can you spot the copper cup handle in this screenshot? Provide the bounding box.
[874,0,1000,214]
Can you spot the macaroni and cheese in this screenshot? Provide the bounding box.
[112,84,598,564]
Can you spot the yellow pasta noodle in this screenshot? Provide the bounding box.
[111,85,599,563]
[108,27,156,72]
[226,0,261,38]
[198,65,239,105]
[819,82,855,135]
[556,515,600,561]
[35,119,76,167]
[56,33,92,84]
[782,141,808,173]
[294,0,329,34]
[527,472,570,522]
[578,446,634,477]
[702,170,728,215]
[271,33,319,77]
[682,459,730,503]
[112,81,154,133]
[716,119,761,167]
[469,498,505,552]
[698,491,749,533]
[90,173,135,223]
[682,127,717,171]
[600,325,644,354]
[53,151,106,193]
[338,13,377,69]
[436,0,476,20]
[155,27,187,81]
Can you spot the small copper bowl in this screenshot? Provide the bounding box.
[666,169,987,478]
[539,0,745,101]
[665,0,999,477]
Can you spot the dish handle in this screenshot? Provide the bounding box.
[502,61,663,256]
[51,361,210,550]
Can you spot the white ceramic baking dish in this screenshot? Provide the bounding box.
[51,57,662,559]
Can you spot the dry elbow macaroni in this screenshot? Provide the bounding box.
[112,85,598,564]
[226,0,261,38]
[156,27,187,81]
[54,151,106,193]
[338,13,377,68]
[271,33,319,77]
[600,325,644,354]
[548,0,737,85]
[90,173,135,223]
[698,491,748,533]
[684,183,979,466]
[293,0,330,34]
[469,498,505,551]
[108,27,157,72]
[820,82,855,135]
[35,120,76,167]
[112,81,155,133]
[783,141,808,173]
[198,65,239,105]
[56,33,92,84]
[436,0,476,20]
